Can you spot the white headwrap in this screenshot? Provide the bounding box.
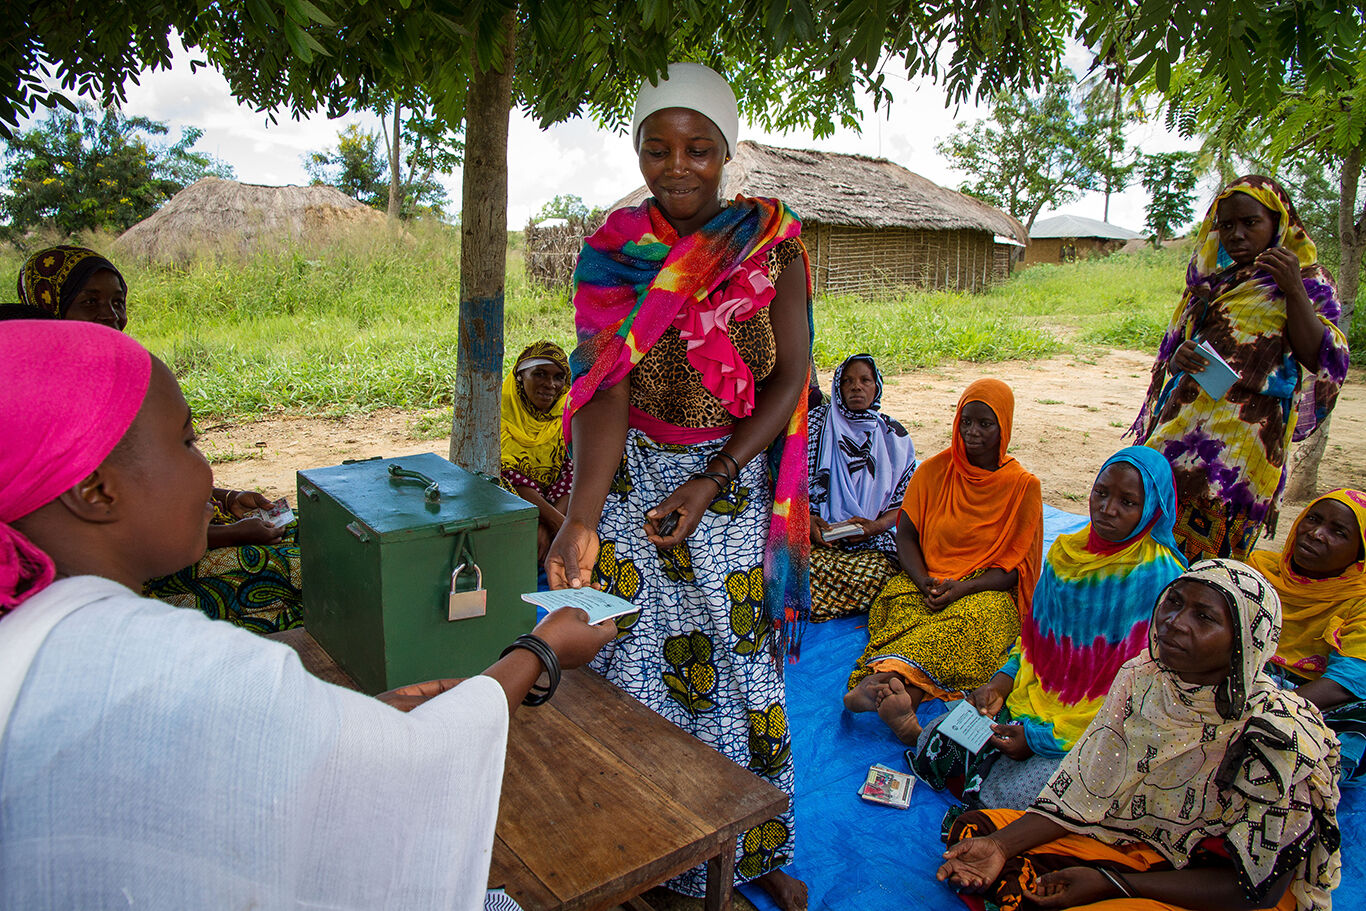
[631,62,739,158]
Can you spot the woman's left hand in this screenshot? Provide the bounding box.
[645,477,717,548]
[927,577,969,611]
[224,489,273,519]
[841,516,879,544]
[1025,866,1119,908]
[1256,246,1307,299]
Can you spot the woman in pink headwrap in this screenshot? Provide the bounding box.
[0,319,615,909]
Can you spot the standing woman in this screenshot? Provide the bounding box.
[1130,176,1349,563]
[545,63,811,909]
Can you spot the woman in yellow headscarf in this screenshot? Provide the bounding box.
[1130,176,1349,563]
[500,341,573,563]
[1250,488,1366,784]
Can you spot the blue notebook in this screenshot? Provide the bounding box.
[1193,340,1239,400]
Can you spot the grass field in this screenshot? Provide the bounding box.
[1,229,1346,422]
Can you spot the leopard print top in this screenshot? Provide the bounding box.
[630,236,806,428]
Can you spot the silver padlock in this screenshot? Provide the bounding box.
[448,561,487,621]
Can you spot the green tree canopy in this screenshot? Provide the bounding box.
[937,72,1108,230]
[304,121,450,218]
[1139,150,1197,245]
[0,102,233,240]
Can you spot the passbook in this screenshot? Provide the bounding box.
[1192,340,1239,401]
[939,698,996,753]
[521,588,639,625]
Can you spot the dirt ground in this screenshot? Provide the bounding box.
[208,347,1366,556]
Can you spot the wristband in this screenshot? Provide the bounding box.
[691,471,730,494]
[499,633,562,706]
[1096,867,1136,899]
[712,450,741,480]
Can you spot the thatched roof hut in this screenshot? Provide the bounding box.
[1023,214,1143,266]
[112,177,388,264]
[610,140,1027,294]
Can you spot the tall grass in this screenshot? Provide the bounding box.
[0,232,1241,422]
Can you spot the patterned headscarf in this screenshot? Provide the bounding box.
[500,341,570,489]
[17,245,127,320]
[809,354,916,524]
[1032,559,1342,910]
[1250,489,1366,680]
[1131,175,1347,445]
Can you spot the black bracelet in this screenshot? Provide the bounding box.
[691,471,730,494]
[499,633,562,706]
[713,450,741,480]
[1096,867,1135,899]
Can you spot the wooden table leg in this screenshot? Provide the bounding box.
[703,839,735,911]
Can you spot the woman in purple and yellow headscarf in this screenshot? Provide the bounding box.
[543,62,811,909]
[17,245,128,330]
[1252,488,1366,784]
[1130,176,1349,563]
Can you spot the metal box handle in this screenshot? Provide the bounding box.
[388,463,441,502]
[298,482,319,502]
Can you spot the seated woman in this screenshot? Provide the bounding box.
[0,319,616,907]
[807,353,917,621]
[16,245,303,632]
[913,446,1187,809]
[938,560,1341,911]
[845,378,1042,745]
[499,341,573,564]
[1250,488,1366,784]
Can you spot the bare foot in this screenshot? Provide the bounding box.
[875,677,922,745]
[754,868,808,911]
[843,671,897,712]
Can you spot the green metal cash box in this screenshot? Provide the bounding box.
[297,452,537,694]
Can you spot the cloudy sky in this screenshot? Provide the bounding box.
[112,41,1211,232]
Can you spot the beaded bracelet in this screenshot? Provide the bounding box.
[499,633,562,706]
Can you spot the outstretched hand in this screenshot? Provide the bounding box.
[545,518,600,590]
[937,836,1006,892]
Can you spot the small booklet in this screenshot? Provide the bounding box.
[521,588,639,625]
[246,498,294,528]
[822,521,863,542]
[858,763,915,809]
[1192,340,1239,401]
[939,698,996,753]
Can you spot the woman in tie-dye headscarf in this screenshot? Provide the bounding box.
[1130,176,1349,564]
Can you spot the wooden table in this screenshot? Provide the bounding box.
[270,630,789,911]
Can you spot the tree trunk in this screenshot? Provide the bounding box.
[448,12,516,475]
[387,102,402,222]
[1286,144,1363,501]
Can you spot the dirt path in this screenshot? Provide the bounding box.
[207,348,1366,555]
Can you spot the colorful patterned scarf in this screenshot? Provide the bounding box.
[1006,446,1188,753]
[1031,560,1341,910]
[17,245,126,318]
[567,196,812,659]
[500,341,570,490]
[1251,488,1366,680]
[1131,175,1347,446]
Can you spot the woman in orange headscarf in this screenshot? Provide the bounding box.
[845,379,1042,744]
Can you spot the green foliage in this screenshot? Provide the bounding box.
[937,71,1109,229]
[1139,152,1198,245]
[534,194,598,223]
[0,103,233,239]
[303,122,449,217]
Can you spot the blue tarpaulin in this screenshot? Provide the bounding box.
[739,505,1364,911]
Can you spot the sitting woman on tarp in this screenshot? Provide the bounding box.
[1250,488,1366,785]
[912,446,1187,809]
[0,319,617,908]
[16,245,303,633]
[807,353,916,621]
[844,379,1042,746]
[499,341,573,565]
[938,560,1341,911]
